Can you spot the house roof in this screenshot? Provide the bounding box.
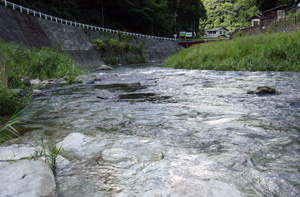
[248,14,262,21]
[205,27,228,32]
[262,4,288,14]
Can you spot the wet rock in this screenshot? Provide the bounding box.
[83,75,95,85]
[101,148,130,162]
[0,144,36,161]
[56,155,72,171]
[96,90,115,100]
[127,179,242,197]
[59,133,111,160]
[97,64,113,70]
[247,86,279,95]
[0,160,56,197]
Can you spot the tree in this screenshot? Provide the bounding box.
[201,0,260,32]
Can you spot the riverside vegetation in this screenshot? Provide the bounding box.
[0,40,86,142]
[92,35,145,65]
[165,31,300,72]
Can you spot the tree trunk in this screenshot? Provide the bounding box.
[0,63,8,87]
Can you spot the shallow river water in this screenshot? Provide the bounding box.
[15,64,300,196]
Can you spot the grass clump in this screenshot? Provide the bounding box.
[0,40,86,88]
[32,136,62,173]
[165,31,300,72]
[0,110,24,144]
[0,86,29,115]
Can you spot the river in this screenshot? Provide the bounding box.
[14,63,300,196]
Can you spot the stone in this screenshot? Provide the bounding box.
[83,75,95,85]
[30,79,41,86]
[74,75,86,83]
[0,160,56,197]
[0,144,36,161]
[96,90,115,100]
[247,86,279,95]
[59,133,111,160]
[97,64,113,70]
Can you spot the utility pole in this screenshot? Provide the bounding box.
[174,11,178,33]
[102,2,104,27]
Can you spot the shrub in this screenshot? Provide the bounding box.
[0,85,29,115]
[0,40,86,88]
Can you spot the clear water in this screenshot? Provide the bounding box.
[16,64,300,196]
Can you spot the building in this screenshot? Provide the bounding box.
[248,4,289,26]
[204,27,228,38]
[248,14,263,26]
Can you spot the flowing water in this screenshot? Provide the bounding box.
[13,64,300,196]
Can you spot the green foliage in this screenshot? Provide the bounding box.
[202,0,260,32]
[92,37,145,65]
[32,136,62,173]
[0,86,29,116]
[0,109,23,144]
[0,41,86,88]
[165,31,300,72]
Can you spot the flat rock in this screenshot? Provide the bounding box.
[59,133,111,160]
[0,160,56,197]
[96,90,115,100]
[30,79,41,86]
[0,144,36,161]
[83,75,95,85]
[101,148,130,162]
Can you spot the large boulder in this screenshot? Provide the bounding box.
[59,133,111,160]
[247,86,279,95]
[0,160,56,197]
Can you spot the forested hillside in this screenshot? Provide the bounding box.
[9,0,205,37]
[8,0,297,36]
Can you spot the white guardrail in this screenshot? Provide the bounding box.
[0,0,176,41]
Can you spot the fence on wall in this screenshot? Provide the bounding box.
[0,0,176,41]
[231,15,300,37]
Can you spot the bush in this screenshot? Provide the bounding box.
[0,86,29,115]
[92,36,145,65]
[0,41,86,88]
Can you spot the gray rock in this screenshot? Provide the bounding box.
[97,65,113,70]
[83,75,95,85]
[30,79,41,86]
[101,148,130,162]
[0,144,36,161]
[59,133,111,160]
[0,160,56,197]
[96,90,115,100]
[74,75,86,83]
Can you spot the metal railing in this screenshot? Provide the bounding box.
[0,0,176,41]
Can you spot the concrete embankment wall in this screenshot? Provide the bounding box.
[0,5,180,67]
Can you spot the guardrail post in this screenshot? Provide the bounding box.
[12,3,15,10]
[4,0,7,6]
[20,5,22,12]
[27,8,29,14]
[39,12,41,18]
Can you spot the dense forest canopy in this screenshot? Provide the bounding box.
[9,0,298,36]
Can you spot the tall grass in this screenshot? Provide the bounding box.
[0,40,86,88]
[165,31,300,72]
[0,110,24,144]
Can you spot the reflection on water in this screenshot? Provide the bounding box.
[14,64,300,196]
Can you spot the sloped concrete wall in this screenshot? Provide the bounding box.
[0,5,180,67]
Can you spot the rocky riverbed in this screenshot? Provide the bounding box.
[1,63,300,196]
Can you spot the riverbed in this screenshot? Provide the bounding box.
[6,64,300,196]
